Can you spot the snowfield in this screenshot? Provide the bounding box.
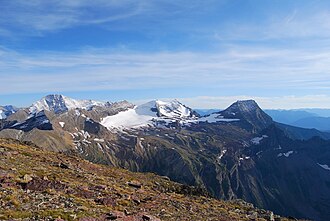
[199,113,240,123]
[101,102,158,129]
[101,100,241,130]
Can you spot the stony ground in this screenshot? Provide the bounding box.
[0,139,307,221]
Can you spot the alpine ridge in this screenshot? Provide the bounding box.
[29,94,110,114]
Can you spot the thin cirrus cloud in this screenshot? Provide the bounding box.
[0,0,218,35]
[212,4,330,42]
[0,45,330,96]
[0,0,147,34]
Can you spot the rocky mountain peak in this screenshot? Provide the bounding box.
[220,99,273,132]
[0,105,19,119]
[226,100,260,113]
[155,100,197,119]
[29,94,109,114]
[29,94,68,114]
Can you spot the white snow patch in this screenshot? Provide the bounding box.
[277,151,294,157]
[199,113,240,123]
[82,139,91,144]
[59,122,65,128]
[0,110,5,119]
[251,135,268,145]
[101,103,158,129]
[94,138,104,142]
[86,117,93,122]
[97,143,104,152]
[138,140,144,149]
[75,109,80,116]
[11,122,22,127]
[79,130,90,139]
[318,163,330,171]
[218,149,227,160]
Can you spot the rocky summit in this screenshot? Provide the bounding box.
[1,95,330,221]
[0,138,301,221]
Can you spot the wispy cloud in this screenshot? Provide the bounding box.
[0,0,148,35]
[0,0,220,36]
[0,44,330,98]
[214,8,330,41]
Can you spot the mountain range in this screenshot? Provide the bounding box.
[1,94,330,221]
[264,110,330,132]
[196,109,330,132]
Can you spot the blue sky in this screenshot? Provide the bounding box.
[1,0,330,109]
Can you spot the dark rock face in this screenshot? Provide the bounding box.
[84,118,101,134]
[47,95,68,113]
[9,111,53,132]
[220,100,274,132]
[0,119,16,130]
[0,105,19,119]
[42,94,69,114]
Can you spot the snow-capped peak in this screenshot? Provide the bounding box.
[0,105,18,119]
[100,99,197,129]
[155,100,193,119]
[29,94,109,114]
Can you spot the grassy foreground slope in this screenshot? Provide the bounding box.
[0,139,303,221]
